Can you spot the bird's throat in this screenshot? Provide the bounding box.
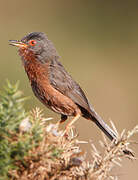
[19,47,36,64]
[23,57,50,84]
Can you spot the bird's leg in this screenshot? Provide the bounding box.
[63,114,81,136]
[56,114,68,128]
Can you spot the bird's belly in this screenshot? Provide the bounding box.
[31,80,81,116]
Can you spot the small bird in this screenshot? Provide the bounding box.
[9,32,116,140]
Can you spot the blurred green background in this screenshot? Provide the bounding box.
[1,0,138,179]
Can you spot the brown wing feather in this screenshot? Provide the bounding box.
[49,58,92,113]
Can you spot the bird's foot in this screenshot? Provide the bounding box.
[62,125,75,138]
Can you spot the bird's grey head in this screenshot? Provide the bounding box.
[9,32,59,63]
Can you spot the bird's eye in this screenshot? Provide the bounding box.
[29,40,37,46]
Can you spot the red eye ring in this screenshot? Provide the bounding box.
[29,40,37,46]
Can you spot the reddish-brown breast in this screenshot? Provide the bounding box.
[20,48,81,117]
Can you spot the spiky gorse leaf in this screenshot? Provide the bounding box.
[0,80,27,132]
[0,82,44,179]
[0,81,28,179]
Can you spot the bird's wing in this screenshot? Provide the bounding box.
[49,59,91,112]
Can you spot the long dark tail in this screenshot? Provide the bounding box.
[87,106,117,141]
[91,111,116,140]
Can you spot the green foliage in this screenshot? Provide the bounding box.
[0,81,26,179]
[0,81,43,180]
[0,81,26,132]
[50,146,63,159]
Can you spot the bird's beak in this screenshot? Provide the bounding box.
[9,40,28,48]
